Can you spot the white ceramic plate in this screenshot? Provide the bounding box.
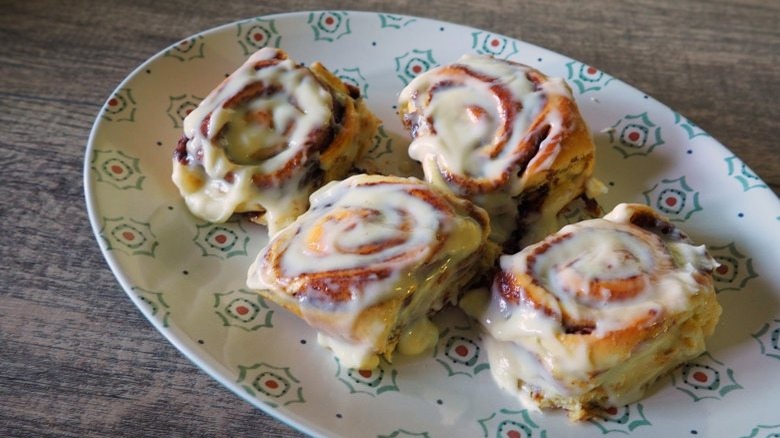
[84,11,780,438]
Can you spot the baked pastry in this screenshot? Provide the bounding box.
[460,203,721,420]
[247,174,494,369]
[172,47,379,236]
[398,54,599,247]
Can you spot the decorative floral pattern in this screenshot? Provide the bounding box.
[133,287,171,328]
[164,35,205,61]
[214,289,273,331]
[333,67,369,99]
[237,362,304,408]
[725,156,769,191]
[193,221,250,259]
[674,112,710,139]
[642,176,702,221]
[478,409,547,438]
[335,358,400,396]
[378,13,417,29]
[236,17,281,54]
[308,11,351,42]
[739,423,780,438]
[708,242,758,293]
[91,150,144,190]
[588,404,651,434]
[672,353,743,401]
[434,325,490,377]
[102,88,136,122]
[378,430,430,438]
[85,11,780,438]
[565,61,615,94]
[471,32,519,59]
[607,112,664,158]
[166,94,203,128]
[100,216,158,257]
[751,319,780,361]
[394,49,437,85]
[365,125,394,159]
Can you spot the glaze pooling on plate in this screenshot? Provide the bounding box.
[85,10,780,438]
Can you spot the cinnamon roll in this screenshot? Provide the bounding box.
[398,54,598,247]
[172,48,379,235]
[460,203,721,420]
[247,174,495,369]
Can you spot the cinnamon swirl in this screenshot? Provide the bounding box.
[460,203,721,420]
[398,54,598,246]
[247,174,494,369]
[172,48,379,236]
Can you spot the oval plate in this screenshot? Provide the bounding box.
[84,10,780,438]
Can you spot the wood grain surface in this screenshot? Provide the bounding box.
[1,0,777,436]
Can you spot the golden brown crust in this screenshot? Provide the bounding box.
[398,55,596,246]
[248,175,493,364]
[171,48,379,232]
[477,203,720,419]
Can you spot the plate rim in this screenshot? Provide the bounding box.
[83,9,780,438]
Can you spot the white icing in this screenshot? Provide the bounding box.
[401,54,571,197]
[248,175,487,368]
[462,203,718,410]
[172,48,333,235]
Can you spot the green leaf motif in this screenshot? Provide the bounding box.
[725,156,768,191]
[642,176,702,221]
[471,32,519,59]
[333,66,369,99]
[237,362,304,408]
[91,149,145,190]
[378,430,430,438]
[565,61,615,94]
[334,358,399,396]
[132,287,171,328]
[102,88,136,122]
[588,404,652,434]
[236,18,281,55]
[738,423,780,438]
[164,35,205,61]
[308,11,351,42]
[478,409,547,438]
[434,325,490,377]
[608,112,664,158]
[751,318,780,361]
[674,112,710,139]
[672,352,742,401]
[709,242,758,293]
[213,289,273,331]
[193,220,250,259]
[100,216,159,257]
[394,49,437,85]
[166,94,203,129]
[378,13,417,29]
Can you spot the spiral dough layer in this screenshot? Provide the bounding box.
[247,174,493,369]
[172,48,378,235]
[398,54,598,245]
[460,203,721,419]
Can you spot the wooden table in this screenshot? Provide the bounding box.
[2,1,778,436]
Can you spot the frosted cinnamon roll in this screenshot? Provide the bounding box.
[460,203,721,420]
[172,47,379,235]
[247,174,494,369]
[398,54,598,246]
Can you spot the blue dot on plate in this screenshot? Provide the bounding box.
[738,213,744,218]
